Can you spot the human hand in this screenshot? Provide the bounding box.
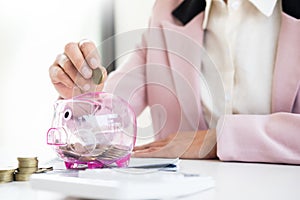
[49,39,107,99]
[133,130,217,159]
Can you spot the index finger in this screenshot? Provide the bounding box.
[79,40,107,85]
[79,39,102,70]
[64,42,93,80]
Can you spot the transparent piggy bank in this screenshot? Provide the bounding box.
[47,92,137,169]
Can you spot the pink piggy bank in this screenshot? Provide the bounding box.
[47,92,137,169]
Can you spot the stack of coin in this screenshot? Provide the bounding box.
[14,157,38,181]
[0,168,16,183]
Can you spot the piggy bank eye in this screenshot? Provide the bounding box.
[64,109,72,121]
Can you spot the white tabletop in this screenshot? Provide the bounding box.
[1,159,299,200]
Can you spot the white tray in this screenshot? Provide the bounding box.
[30,158,214,199]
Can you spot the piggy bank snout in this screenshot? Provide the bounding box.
[47,127,67,146]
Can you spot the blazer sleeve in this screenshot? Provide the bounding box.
[103,33,148,116]
[216,109,300,164]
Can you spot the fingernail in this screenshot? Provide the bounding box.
[81,65,92,79]
[83,83,90,91]
[50,67,59,77]
[90,57,98,69]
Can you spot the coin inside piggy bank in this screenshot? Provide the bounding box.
[47,92,136,169]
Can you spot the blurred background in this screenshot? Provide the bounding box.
[0,0,155,165]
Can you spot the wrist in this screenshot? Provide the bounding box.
[198,129,217,159]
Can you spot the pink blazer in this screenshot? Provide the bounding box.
[104,0,300,164]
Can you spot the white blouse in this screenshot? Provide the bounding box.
[200,0,282,128]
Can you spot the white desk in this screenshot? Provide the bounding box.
[1,159,299,200]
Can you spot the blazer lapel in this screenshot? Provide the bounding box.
[272,13,300,112]
[160,13,208,130]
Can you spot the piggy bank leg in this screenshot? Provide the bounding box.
[64,161,80,169]
[87,161,104,169]
[115,154,130,167]
[64,161,104,169]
